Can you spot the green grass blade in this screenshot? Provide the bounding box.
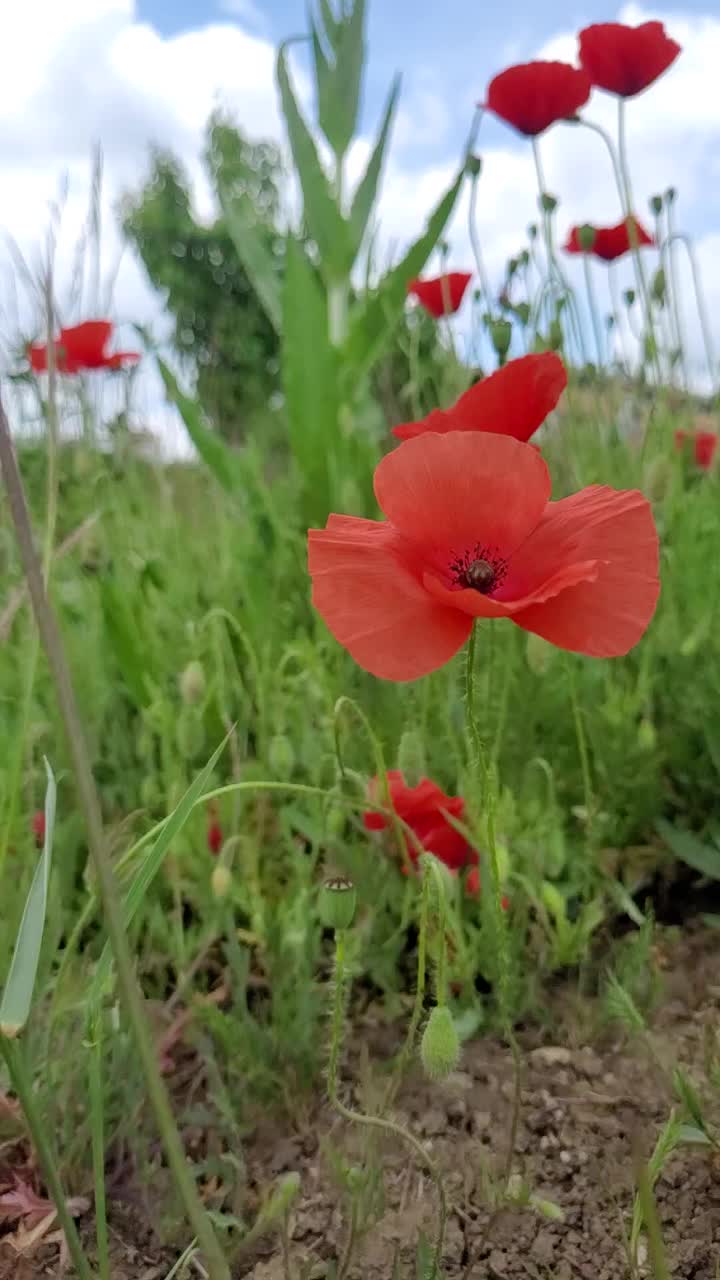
[348,73,401,255]
[343,167,464,384]
[217,183,282,333]
[0,759,56,1037]
[90,731,232,1002]
[157,356,238,494]
[99,578,151,710]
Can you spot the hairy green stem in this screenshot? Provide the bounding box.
[383,864,430,1108]
[88,1015,110,1280]
[0,1036,94,1280]
[530,138,588,365]
[0,394,230,1280]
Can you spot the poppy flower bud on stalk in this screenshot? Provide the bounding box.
[319,877,356,931]
[539,192,558,215]
[466,153,482,178]
[211,864,232,900]
[637,718,657,752]
[623,289,636,308]
[490,319,513,361]
[650,194,663,217]
[421,1006,460,1080]
[528,223,538,241]
[548,319,564,351]
[665,187,677,206]
[179,660,206,706]
[651,268,666,305]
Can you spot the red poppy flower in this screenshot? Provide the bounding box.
[484,61,591,137]
[308,432,659,681]
[675,429,718,471]
[28,320,141,374]
[393,353,566,444]
[579,22,681,99]
[465,866,509,908]
[407,273,472,319]
[32,811,45,849]
[207,821,223,856]
[564,219,654,262]
[364,771,476,872]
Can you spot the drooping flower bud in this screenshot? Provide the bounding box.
[649,194,663,217]
[420,1006,460,1080]
[211,864,232,900]
[623,288,636,308]
[319,877,356,931]
[179,661,206,706]
[539,192,558,215]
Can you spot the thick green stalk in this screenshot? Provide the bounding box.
[0,1037,94,1280]
[0,395,231,1280]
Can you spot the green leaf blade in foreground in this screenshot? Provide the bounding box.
[348,73,401,256]
[344,167,465,386]
[0,760,57,1038]
[656,818,720,880]
[157,356,238,494]
[90,731,232,1003]
[218,182,282,334]
[282,234,339,523]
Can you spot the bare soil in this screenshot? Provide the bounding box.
[3,924,720,1278]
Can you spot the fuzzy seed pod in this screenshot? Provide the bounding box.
[421,1006,460,1081]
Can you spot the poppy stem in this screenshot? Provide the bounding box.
[383,863,430,1109]
[0,394,231,1280]
[608,264,631,377]
[615,100,663,384]
[665,230,717,398]
[468,167,495,322]
[530,139,588,366]
[582,254,604,369]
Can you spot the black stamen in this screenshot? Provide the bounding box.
[465,558,496,593]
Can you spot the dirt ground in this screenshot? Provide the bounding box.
[3,925,720,1279]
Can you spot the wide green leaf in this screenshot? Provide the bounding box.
[218,183,282,333]
[0,760,56,1038]
[349,73,401,255]
[276,43,352,280]
[314,0,366,162]
[343,167,465,386]
[656,818,720,880]
[157,356,238,494]
[282,234,339,522]
[90,732,232,1002]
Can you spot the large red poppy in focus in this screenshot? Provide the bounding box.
[485,61,591,137]
[564,219,654,262]
[579,22,681,98]
[364,771,476,872]
[393,353,567,443]
[29,320,141,374]
[308,433,659,681]
[407,273,472,318]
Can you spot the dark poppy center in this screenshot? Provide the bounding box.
[464,558,496,593]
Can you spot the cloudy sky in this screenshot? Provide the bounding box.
[1,0,718,447]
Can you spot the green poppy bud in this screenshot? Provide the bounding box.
[637,719,657,753]
[211,864,232,900]
[578,223,596,252]
[528,223,538,241]
[665,186,677,205]
[539,192,558,215]
[319,877,356,931]
[466,153,482,178]
[489,319,512,359]
[397,728,426,787]
[548,319,564,351]
[651,268,666,305]
[507,256,518,278]
[649,194,663,217]
[623,289,636,308]
[268,733,295,779]
[420,1006,460,1081]
[179,660,206,706]
[515,302,531,326]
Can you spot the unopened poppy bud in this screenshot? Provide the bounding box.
[420,1006,460,1081]
[179,660,205,706]
[507,257,518,278]
[438,239,449,258]
[623,289,636,308]
[268,733,295,779]
[606,314,615,331]
[489,319,512,359]
[539,192,558,215]
[518,249,530,267]
[651,268,666,305]
[578,223,596,252]
[649,194,663,217]
[466,153,482,178]
[548,319,563,351]
[319,877,356,930]
[665,186,677,205]
[637,718,657,752]
[397,729,426,786]
[528,223,538,240]
[211,864,232,900]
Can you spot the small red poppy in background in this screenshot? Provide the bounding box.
[579,21,681,98]
[308,432,659,681]
[465,866,509,909]
[364,770,476,872]
[28,320,141,375]
[32,811,45,849]
[484,61,591,137]
[564,218,654,262]
[207,808,223,856]
[675,429,718,471]
[407,273,472,319]
[393,352,566,443]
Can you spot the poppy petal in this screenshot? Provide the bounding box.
[579,21,681,98]
[423,557,599,618]
[374,432,551,559]
[59,321,113,367]
[393,353,566,444]
[485,61,591,137]
[510,486,660,656]
[308,515,472,680]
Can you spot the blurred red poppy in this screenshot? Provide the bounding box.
[564,218,654,262]
[407,273,472,318]
[364,770,476,872]
[32,811,45,849]
[393,352,566,443]
[28,320,141,374]
[485,61,591,137]
[579,21,681,98]
[465,866,509,908]
[675,429,718,471]
[207,821,223,856]
[308,433,659,681]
